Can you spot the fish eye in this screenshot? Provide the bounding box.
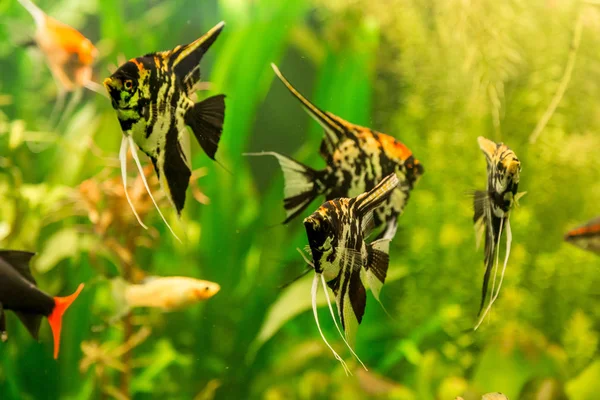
[204,286,210,291]
[124,80,133,90]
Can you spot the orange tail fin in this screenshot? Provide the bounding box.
[48,284,84,359]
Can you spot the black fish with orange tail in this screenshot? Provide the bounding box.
[103,22,226,240]
[246,64,423,239]
[0,251,84,359]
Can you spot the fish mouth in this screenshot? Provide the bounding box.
[103,78,120,108]
[413,161,424,179]
[102,77,113,89]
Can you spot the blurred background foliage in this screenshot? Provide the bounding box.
[0,0,599,399]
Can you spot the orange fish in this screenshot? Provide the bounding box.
[18,0,100,125]
[564,216,600,254]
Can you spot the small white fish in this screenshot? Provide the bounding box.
[111,276,220,317]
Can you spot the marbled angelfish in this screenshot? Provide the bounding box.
[473,137,525,329]
[302,173,399,374]
[247,64,423,239]
[104,22,226,240]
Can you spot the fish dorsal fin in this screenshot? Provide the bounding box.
[171,21,225,95]
[0,251,36,284]
[271,63,346,158]
[354,174,399,222]
[15,312,43,340]
[477,136,498,161]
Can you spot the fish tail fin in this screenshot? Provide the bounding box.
[110,278,131,321]
[271,63,344,152]
[244,152,325,223]
[48,284,84,359]
[355,173,399,218]
[185,94,226,160]
[18,0,46,28]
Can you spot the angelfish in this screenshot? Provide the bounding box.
[473,137,525,329]
[564,216,600,254]
[0,251,84,359]
[103,22,226,241]
[246,64,423,239]
[301,173,399,374]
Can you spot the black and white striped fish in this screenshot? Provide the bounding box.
[103,22,226,240]
[301,173,399,373]
[473,136,525,329]
[247,64,423,239]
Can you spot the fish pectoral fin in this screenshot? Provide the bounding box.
[15,312,43,341]
[514,191,527,207]
[162,132,192,216]
[185,94,225,161]
[473,190,487,223]
[0,250,37,284]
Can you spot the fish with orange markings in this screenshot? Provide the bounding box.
[246,64,423,240]
[103,21,226,241]
[0,250,84,359]
[301,173,399,374]
[473,137,525,330]
[564,216,600,254]
[18,0,100,125]
[110,276,220,317]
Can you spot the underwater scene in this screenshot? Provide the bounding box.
[0,0,599,399]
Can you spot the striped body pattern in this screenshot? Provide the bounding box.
[104,22,226,234]
[321,115,423,235]
[473,136,523,327]
[248,64,423,239]
[564,216,600,254]
[304,173,399,371]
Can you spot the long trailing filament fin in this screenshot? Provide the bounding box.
[120,136,148,229]
[127,136,181,243]
[487,219,512,314]
[18,0,46,28]
[311,274,351,376]
[320,274,367,371]
[474,217,505,330]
